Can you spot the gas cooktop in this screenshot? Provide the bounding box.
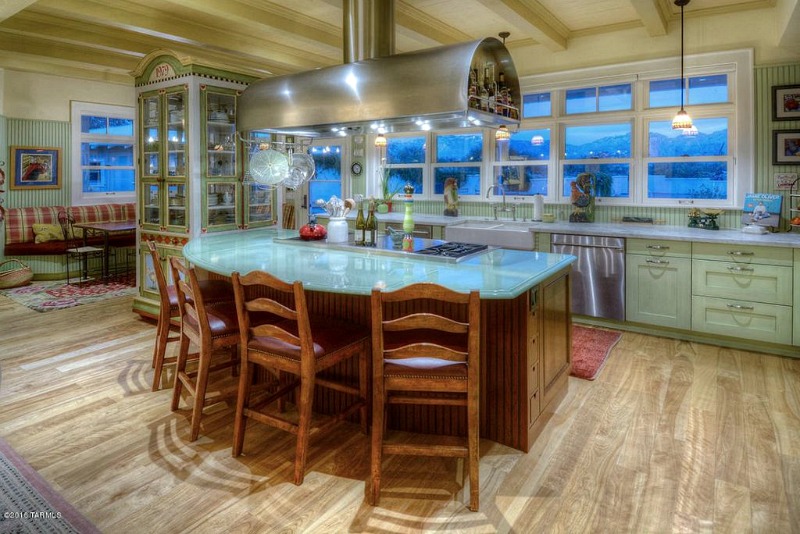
[415,242,489,258]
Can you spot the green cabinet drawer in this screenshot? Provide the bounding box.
[692,259,792,305]
[692,242,793,266]
[628,238,691,258]
[626,254,691,329]
[795,249,800,347]
[691,296,793,345]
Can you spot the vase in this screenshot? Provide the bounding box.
[377,202,389,214]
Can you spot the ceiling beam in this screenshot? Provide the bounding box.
[629,0,668,36]
[474,0,568,51]
[0,0,35,22]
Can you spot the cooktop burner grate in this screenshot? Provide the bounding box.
[415,242,488,258]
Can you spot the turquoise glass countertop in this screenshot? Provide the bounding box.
[183,228,575,299]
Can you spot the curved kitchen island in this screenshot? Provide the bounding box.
[183,228,575,452]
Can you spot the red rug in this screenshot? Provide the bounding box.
[0,276,135,312]
[571,325,622,380]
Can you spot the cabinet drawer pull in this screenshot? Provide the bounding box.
[727,250,754,256]
[645,258,670,265]
[726,303,754,310]
[727,266,754,273]
[646,244,669,250]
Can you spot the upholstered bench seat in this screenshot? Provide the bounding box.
[4,204,136,257]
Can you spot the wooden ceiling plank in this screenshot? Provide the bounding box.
[28,0,336,71]
[629,0,668,36]
[0,31,137,70]
[395,1,473,45]
[475,0,567,51]
[0,0,36,22]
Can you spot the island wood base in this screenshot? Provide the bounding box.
[210,268,571,452]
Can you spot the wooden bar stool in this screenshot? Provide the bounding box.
[231,269,369,485]
[169,256,240,441]
[368,282,481,511]
[147,241,234,391]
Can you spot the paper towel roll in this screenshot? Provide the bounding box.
[532,194,544,222]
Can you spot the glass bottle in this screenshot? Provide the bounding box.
[498,71,509,116]
[355,199,365,245]
[364,200,377,247]
[479,67,489,112]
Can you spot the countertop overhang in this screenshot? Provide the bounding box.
[182,228,575,299]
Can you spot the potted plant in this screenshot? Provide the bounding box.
[377,168,402,213]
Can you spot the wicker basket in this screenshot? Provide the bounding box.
[0,259,34,289]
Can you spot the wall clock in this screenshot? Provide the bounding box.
[351,162,363,175]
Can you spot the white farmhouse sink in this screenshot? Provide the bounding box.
[445,220,536,250]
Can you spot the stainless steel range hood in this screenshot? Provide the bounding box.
[237,0,520,137]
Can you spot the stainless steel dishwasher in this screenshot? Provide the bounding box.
[551,234,625,320]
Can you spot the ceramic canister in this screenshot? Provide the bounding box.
[327,217,349,243]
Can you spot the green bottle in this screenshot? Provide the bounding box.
[355,199,365,246]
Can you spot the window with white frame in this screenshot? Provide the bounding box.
[517,49,753,208]
[380,130,487,199]
[71,102,135,206]
[493,128,550,197]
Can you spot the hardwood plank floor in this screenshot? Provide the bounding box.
[1,294,799,533]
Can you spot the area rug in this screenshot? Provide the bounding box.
[0,277,135,313]
[0,437,99,533]
[571,325,622,380]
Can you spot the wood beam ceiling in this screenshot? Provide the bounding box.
[474,0,568,51]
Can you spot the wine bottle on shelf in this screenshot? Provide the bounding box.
[479,66,489,112]
[364,200,377,247]
[468,68,479,109]
[498,71,509,116]
[354,199,365,246]
[486,64,497,114]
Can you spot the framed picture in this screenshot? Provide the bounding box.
[772,85,800,121]
[773,130,800,165]
[10,146,61,189]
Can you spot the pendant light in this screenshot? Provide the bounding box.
[495,124,510,141]
[672,0,693,130]
[374,133,387,148]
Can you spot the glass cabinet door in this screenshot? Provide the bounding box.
[204,89,238,178]
[142,181,162,227]
[141,94,160,178]
[166,91,186,178]
[206,182,237,229]
[166,183,187,228]
[246,183,274,226]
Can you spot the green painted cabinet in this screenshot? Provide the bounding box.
[691,242,793,345]
[626,238,692,329]
[794,249,800,347]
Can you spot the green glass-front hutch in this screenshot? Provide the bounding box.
[132,50,275,318]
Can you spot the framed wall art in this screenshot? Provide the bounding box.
[10,146,61,189]
[772,84,800,121]
[773,130,800,165]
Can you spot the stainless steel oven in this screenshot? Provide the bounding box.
[551,234,625,321]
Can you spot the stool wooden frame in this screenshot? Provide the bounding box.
[369,283,481,511]
[231,270,369,485]
[147,241,233,391]
[169,256,239,441]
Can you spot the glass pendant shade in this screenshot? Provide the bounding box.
[495,125,510,141]
[374,133,387,148]
[672,108,693,130]
[531,134,544,145]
